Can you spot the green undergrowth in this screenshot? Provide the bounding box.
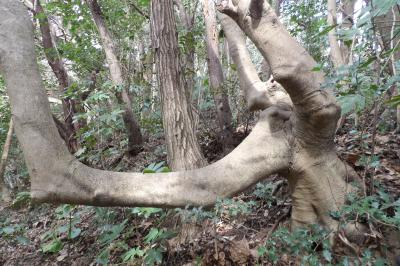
[1,162,399,265]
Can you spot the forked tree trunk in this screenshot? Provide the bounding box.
[150,0,206,170]
[33,0,79,153]
[0,119,13,203]
[203,0,234,151]
[219,14,291,111]
[0,0,360,238]
[86,0,143,156]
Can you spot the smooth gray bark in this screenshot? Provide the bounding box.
[0,0,359,235]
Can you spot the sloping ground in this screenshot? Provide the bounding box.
[0,116,399,265]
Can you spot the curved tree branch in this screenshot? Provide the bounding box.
[0,0,289,207]
[219,0,341,145]
[219,13,291,111]
[0,1,358,236]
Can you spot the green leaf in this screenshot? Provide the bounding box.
[57,225,69,234]
[99,219,128,245]
[372,0,398,16]
[157,230,177,241]
[96,248,110,265]
[338,94,365,115]
[257,246,267,256]
[159,166,171,173]
[138,0,150,6]
[16,236,30,245]
[143,168,156,174]
[386,95,400,106]
[122,247,145,262]
[311,64,322,72]
[11,191,31,208]
[131,207,162,218]
[318,24,337,36]
[41,239,63,253]
[144,228,160,244]
[144,248,163,266]
[2,226,15,235]
[323,249,332,262]
[69,227,81,239]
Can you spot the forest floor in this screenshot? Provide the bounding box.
[0,112,399,265]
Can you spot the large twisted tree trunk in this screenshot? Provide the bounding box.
[150,0,206,170]
[0,0,359,234]
[86,0,143,156]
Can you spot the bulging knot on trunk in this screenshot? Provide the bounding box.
[291,89,341,148]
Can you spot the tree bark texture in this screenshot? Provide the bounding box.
[150,0,207,170]
[86,0,143,156]
[203,0,234,151]
[0,119,13,203]
[0,0,361,238]
[175,0,196,98]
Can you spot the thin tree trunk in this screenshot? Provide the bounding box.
[328,0,358,129]
[86,0,143,156]
[340,0,356,64]
[375,4,400,132]
[203,0,234,151]
[0,119,13,202]
[33,0,79,153]
[327,0,345,68]
[151,0,206,170]
[138,43,152,120]
[175,0,196,98]
[174,0,200,129]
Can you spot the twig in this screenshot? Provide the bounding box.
[130,1,149,19]
[338,233,362,264]
[265,207,291,241]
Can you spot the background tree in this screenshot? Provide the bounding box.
[0,0,399,264]
[150,0,206,170]
[86,0,143,156]
[0,119,13,203]
[32,0,80,153]
[203,0,234,151]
